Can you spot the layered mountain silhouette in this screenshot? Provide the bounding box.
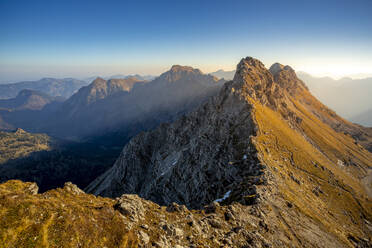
[0,78,88,99]
[296,72,372,121]
[3,66,224,140]
[352,108,372,127]
[0,90,64,131]
[0,89,63,111]
[108,74,155,81]
[60,76,143,117]
[210,69,235,80]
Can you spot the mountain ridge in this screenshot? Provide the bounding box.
[87,56,372,247]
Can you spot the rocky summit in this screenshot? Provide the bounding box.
[1,57,371,248]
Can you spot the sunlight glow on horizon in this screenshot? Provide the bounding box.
[1,58,372,84]
[295,62,372,79]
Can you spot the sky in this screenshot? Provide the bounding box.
[0,0,372,83]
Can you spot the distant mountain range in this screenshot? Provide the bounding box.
[45,66,224,139]
[0,90,64,131]
[351,108,372,127]
[108,74,156,81]
[0,89,63,111]
[296,72,372,121]
[84,74,156,83]
[61,76,143,115]
[0,78,89,99]
[209,69,235,80]
[0,74,156,101]
[0,66,225,140]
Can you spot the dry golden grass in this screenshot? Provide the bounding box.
[251,97,372,246]
[0,130,52,164]
[0,180,138,248]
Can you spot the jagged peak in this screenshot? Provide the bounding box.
[228,57,308,100]
[234,57,271,80]
[231,57,274,92]
[229,57,306,107]
[236,57,266,72]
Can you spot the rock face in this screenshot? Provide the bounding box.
[87,57,372,247]
[87,78,262,208]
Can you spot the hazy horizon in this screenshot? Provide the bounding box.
[1,65,372,84]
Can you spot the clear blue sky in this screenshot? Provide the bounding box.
[1,0,372,82]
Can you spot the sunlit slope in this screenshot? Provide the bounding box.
[0,180,138,248]
[251,88,372,246]
[0,129,51,164]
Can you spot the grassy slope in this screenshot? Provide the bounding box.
[0,130,51,164]
[0,180,138,248]
[252,97,372,246]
